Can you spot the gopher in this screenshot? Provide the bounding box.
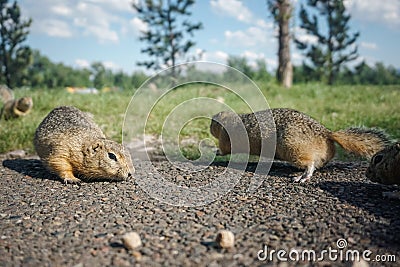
[210,108,390,182]
[34,106,133,184]
[366,142,400,185]
[366,142,400,199]
[0,84,33,120]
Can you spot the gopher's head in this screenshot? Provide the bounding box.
[80,139,134,181]
[16,97,33,113]
[210,111,235,138]
[366,142,400,185]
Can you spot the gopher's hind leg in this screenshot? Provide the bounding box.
[48,158,81,184]
[293,162,316,183]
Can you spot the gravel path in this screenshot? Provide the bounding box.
[1,152,399,266]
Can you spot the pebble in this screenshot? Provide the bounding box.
[215,230,235,249]
[352,259,369,267]
[7,150,26,159]
[122,232,142,250]
[131,251,142,261]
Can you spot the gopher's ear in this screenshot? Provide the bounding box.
[84,141,104,156]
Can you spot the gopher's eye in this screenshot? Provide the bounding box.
[372,154,383,165]
[108,153,118,161]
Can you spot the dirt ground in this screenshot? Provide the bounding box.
[0,151,399,266]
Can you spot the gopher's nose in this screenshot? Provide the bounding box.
[127,173,132,178]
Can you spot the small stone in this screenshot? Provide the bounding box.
[347,237,356,244]
[131,251,142,261]
[269,234,280,241]
[215,230,234,249]
[7,150,26,159]
[122,232,142,250]
[195,211,204,217]
[90,249,97,256]
[352,259,369,267]
[112,256,131,267]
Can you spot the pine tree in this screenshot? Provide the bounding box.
[295,0,359,85]
[267,0,293,88]
[0,0,32,87]
[132,0,202,74]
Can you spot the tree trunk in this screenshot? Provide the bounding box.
[276,0,293,88]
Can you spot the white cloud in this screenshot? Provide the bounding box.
[85,0,133,13]
[75,59,91,69]
[210,0,253,23]
[292,52,304,63]
[241,51,264,60]
[241,51,263,69]
[74,59,121,71]
[210,0,277,55]
[203,50,229,63]
[192,50,229,73]
[73,2,121,43]
[265,58,278,71]
[130,17,148,35]
[102,61,121,71]
[225,27,273,47]
[294,27,318,44]
[83,24,119,43]
[345,0,400,28]
[209,1,274,50]
[20,0,133,43]
[35,19,73,38]
[360,42,378,50]
[51,4,72,16]
[240,51,277,71]
[255,19,274,30]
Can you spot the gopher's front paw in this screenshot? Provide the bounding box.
[62,176,81,185]
[293,174,309,183]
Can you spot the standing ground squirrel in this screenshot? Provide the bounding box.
[0,84,33,120]
[210,108,390,182]
[34,106,133,184]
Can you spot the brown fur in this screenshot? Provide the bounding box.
[34,106,133,184]
[366,142,400,185]
[0,85,33,120]
[210,108,390,182]
[1,97,33,120]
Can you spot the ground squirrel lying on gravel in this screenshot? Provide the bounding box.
[34,106,133,184]
[366,142,399,185]
[210,108,390,182]
[0,84,33,120]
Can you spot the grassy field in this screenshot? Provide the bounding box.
[1,83,399,160]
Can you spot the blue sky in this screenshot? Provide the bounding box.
[19,0,400,74]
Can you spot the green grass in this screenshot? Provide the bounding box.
[0,88,133,153]
[1,83,399,159]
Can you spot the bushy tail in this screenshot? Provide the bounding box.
[330,127,391,159]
